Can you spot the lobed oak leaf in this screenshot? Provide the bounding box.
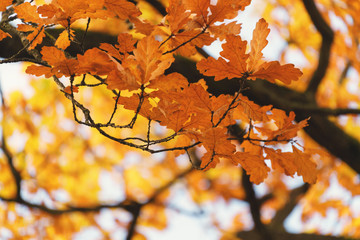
[14,2,43,24]
[265,148,297,176]
[182,0,210,22]
[250,61,303,85]
[16,24,35,32]
[209,0,251,24]
[265,147,317,184]
[129,16,155,36]
[0,0,12,12]
[133,36,174,83]
[159,108,192,132]
[25,65,53,78]
[104,0,140,20]
[208,22,242,41]
[270,111,309,140]
[200,152,221,170]
[99,43,124,61]
[0,30,11,41]
[197,57,237,81]
[220,35,249,73]
[115,33,136,54]
[38,0,108,26]
[199,127,235,155]
[291,146,317,184]
[106,69,140,91]
[147,73,188,92]
[117,95,154,119]
[166,0,191,33]
[167,30,214,56]
[232,152,269,185]
[27,27,46,50]
[234,95,271,122]
[247,18,270,72]
[41,46,67,66]
[77,48,115,75]
[55,29,74,50]
[26,46,78,77]
[63,86,79,94]
[197,35,248,80]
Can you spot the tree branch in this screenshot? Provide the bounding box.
[237,230,356,240]
[242,169,272,240]
[303,0,334,95]
[269,183,309,231]
[0,27,360,175]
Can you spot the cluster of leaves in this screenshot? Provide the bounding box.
[0,0,317,184]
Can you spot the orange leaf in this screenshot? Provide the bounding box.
[182,0,209,20]
[14,2,43,24]
[250,61,303,85]
[166,0,191,33]
[129,16,155,36]
[106,69,140,91]
[104,0,140,19]
[197,35,248,80]
[26,46,78,77]
[27,26,46,50]
[208,21,242,41]
[25,65,53,78]
[199,127,235,155]
[64,86,79,94]
[148,73,188,92]
[0,30,11,41]
[133,36,174,83]
[77,48,115,75]
[0,0,12,12]
[209,0,251,24]
[232,152,269,184]
[247,18,270,72]
[271,111,309,140]
[265,148,297,176]
[55,29,74,50]
[265,146,317,184]
[116,33,136,54]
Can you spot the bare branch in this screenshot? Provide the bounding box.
[242,169,272,240]
[303,0,334,95]
[269,183,310,231]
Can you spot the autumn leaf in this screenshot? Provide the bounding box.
[197,35,248,80]
[132,36,174,83]
[26,46,78,77]
[27,26,46,50]
[64,86,79,94]
[197,18,302,84]
[232,152,269,185]
[265,146,317,184]
[208,0,251,24]
[208,21,242,41]
[0,0,12,12]
[55,29,74,50]
[104,0,141,19]
[250,61,303,84]
[166,0,191,33]
[76,48,115,75]
[14,2,43,24]
[262,111,309,141]
[0,30,11,41]
[182,0,210,21]
[106,69,140,91]
[247,18,270,72]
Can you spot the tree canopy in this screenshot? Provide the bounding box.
[0,0,360,239]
